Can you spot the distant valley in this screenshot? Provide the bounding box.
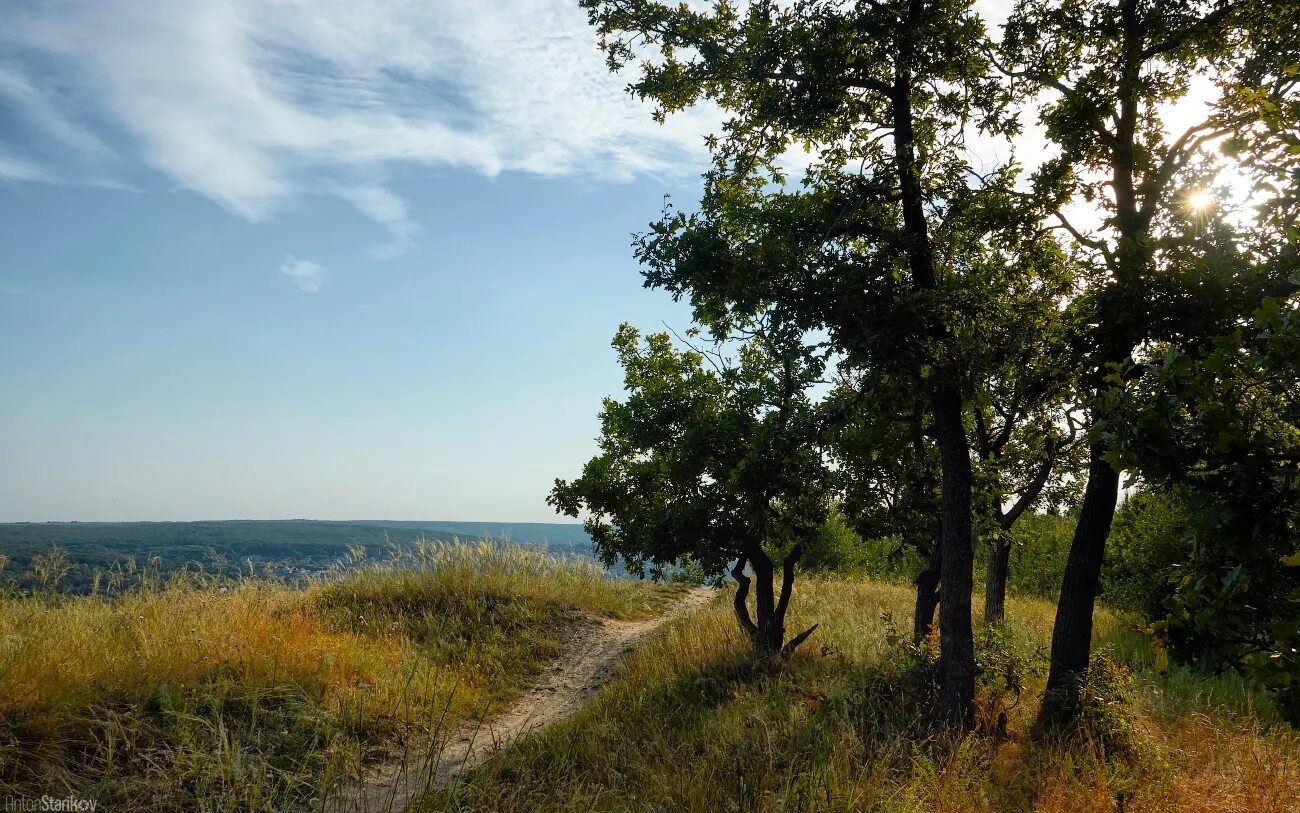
[0,519,596,593]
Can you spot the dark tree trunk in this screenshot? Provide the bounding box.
[732,555,759,645]
[913,542,942,643]
[1037,0,1141,728]
[751,551,780,655]
[933,386,976,727]
[888,5,976,725]
[1035,448,1122,730]
[731,546,817,658]
[984,536,1011,624]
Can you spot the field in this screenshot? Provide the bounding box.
[0,543,683,811]
[419,577,1300,813]
[1,544,1296,812]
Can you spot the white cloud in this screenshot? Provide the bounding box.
[280,255,325,292]
[0,0,717,245]
[0,151,48,182]
[338,183,418,258]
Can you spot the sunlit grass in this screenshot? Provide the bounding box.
[2,552,1293,813]
[0,541,682,811]
[420,574,1299,813]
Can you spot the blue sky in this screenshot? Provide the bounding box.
[0,0,716,522]
[0,0,1154,523]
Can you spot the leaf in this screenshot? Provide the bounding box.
[1222,564,1242,590]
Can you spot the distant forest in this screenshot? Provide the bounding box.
[0,520,595,593]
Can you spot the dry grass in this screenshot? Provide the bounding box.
[0,541,683,812]
[3,555,1293,813]
[420,575,1300,813]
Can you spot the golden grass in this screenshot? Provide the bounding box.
[3,553,1294,813]
[422,574,1300,813]
[0,541,683,811]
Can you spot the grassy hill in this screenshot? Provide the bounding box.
[416,578,1298,813]
[0,543,684,811]
[1,546,1294,811]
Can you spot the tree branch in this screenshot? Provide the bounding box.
[999,451,1057,530]
[1139,2,1238,61]
[731,556,759,640]
[774,544,803,623]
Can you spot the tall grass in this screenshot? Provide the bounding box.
[421,575,1299,813]
[0,541,681,812]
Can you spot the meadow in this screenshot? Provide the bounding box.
[419,576,1299,813]
[2,541,1296,812]
[0,543,683,811]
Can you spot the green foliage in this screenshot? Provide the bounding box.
[1103,490,1194,618]
[1072,652,1144,762]
[973,624,1042,733]
[1000,0,1300,728]
[550,323,830,583]
[808,508,1077,604]
[802,509,924,580]
[1003,512,1077,600]
[1103,295,1300,723]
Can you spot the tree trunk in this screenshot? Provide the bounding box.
[1035,448,1122,730]
[890,5,976,727]
[933,385,976,727]
[913,542,942,643]
[984,536,1011,624]
[751,551,781,655]
[732,555,759,646]
[775,545,818,655]
[731,547,816,657]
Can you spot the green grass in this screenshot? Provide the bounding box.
[417,576,1299,813]
[0,541,683,812]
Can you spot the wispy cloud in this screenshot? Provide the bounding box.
[0,150,48,182]
[338,183,418,259]
[0,0,716,248]
[280,256,325,292]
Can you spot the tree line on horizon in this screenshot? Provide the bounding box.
[550,0,1300,733]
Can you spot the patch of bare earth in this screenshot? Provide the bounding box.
[332,586,715,812]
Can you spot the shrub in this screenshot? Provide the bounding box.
[1102,489,1193,617]
[1073,651,1145,761]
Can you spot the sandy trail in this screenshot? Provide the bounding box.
[337,586,715,812]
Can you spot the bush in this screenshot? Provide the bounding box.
[1003,512,1076,599]
[1102,489,1193,617]
[1073,651,1145,761]
[804,510,926,581]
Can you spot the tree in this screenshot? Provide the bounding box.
[998,0,1299,728]
[1106,295,1300,720]
[549,323,827,657]
[964,246,1085,624]
[582,0,1068,727]
[823,374,943,643]
[829,308,1084,638]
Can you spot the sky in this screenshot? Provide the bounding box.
[0,0,722,522]
[0,0,1206,522]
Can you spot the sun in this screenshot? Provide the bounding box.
[1186,189,1215,212]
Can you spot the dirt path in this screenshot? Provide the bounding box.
[337,586,715,812]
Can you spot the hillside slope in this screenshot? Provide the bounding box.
[0,543,684,811]
[419,577,1299,813]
